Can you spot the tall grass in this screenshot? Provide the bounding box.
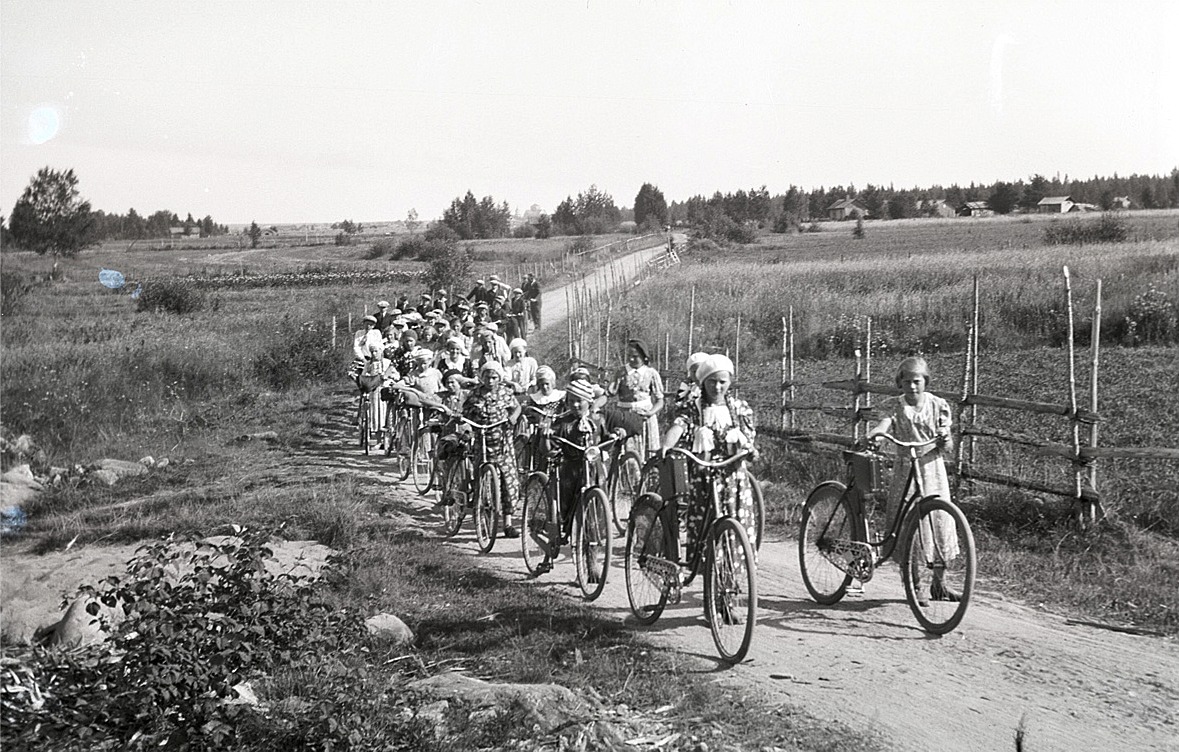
[0,279,401,466]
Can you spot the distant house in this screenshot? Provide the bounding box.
[826,198,867,221]
[1112,195,1132,210]
[1038,196,1074,214]
[959,201,993,217]
[918,199,957,218]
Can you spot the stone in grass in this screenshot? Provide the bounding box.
[408,673,620,742]
[365,613,415,646]
[92,458,149,480]
[50,596,125,647]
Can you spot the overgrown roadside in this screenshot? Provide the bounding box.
[2,383,880,751]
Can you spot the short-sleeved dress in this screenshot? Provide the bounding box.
[877,393,958,562]
[614,364,664,456]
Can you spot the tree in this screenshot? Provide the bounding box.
[1020,174,1051,212]
[248,221,262,248]
[633,183,668,230]
[441,191,510,239]
[535,213,552,239]
[405,208,420,234]
[988,182,1021,214]
[7,167,97,256]
[572,185,621,235]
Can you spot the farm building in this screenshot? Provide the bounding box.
[1037,196,1075,213]
[826,198,868,221]
[918,199,957,218]
[1112,195,1132,210]
[959,201,993,217]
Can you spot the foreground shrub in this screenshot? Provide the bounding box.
[0,270,39,316]
[252,319,339,390]
[424,241,472,298]
[1044,213,1129,245]
[1118,285,1178,345]
[135,278,206,314]
[364,237,397,260]
[3,527,368,750]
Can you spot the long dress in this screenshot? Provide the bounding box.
[462,383,520,516]
[614,364,664,457]
[877,393,959,563]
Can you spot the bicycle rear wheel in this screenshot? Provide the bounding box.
[746,469,766,551]
[439,459,469,537]
[359,397,370,455]
[798,482,858,605]
[574,487,612,601]
[625,494,674,625]
[411,426,436,494]
[474,464,501,553]
[520,473,551,576]
[393,412,415,480]
[704,517,757,664]
[610,450,643,536]
[901,497,976,635]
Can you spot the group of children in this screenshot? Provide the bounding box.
[351,288,960,596]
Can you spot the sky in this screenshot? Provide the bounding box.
[2,0,1176,225]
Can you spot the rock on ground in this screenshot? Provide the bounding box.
[365,613,415,646]
[409,672,603,735]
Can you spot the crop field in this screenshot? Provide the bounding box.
[1,232,642,287]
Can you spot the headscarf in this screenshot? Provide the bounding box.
[686,351,709,379]
[509,338,527,352]
[480,360,506,379]
[627,339,650,363]
[695,354,735,386]
[535,365,556,383]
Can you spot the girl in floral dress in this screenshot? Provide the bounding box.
[659,354,758,561]
[462,360,523,537]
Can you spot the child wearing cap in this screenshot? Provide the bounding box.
[505,338,538,395]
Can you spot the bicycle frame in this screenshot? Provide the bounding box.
[548,434,619,534]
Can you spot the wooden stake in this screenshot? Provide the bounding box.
[1063,266,1084,521]
[853,348,863,440]
[735,313,741,385]
[969,275,980,469]
[687,285,696,354]
[1088,278,1103,522]
[781,315,788,430]
[865,316,872,407]
[787,308,797,429]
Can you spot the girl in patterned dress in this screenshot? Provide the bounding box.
[659,354,758,561]
[462,360,523,537]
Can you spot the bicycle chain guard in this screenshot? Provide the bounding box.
[642,555,683,604]
[821,539,876,583]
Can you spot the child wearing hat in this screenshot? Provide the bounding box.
[461,360,524,537]
[659,354,758,561]
[506,338,538,395]
[608,339,665,459]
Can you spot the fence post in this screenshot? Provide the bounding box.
[1063,266,1085,525]
[332,315,337,349]
[1089,279,1103,521]
[734,313,741,388]
[969,275,980,470]
[687,285,696,354]
[853,349,863,440]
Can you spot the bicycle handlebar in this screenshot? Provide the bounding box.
[870,433,941,449]
[550,434,620,454]
[456,416,509,431]
[666,446,753,470]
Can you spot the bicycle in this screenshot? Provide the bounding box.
[624,447,758,664]
[798,433,977,634]
[383,386,423,480]
[636,459,765,551]
[355,370,385,456]
[435,416,510,553]
[410,404,449,494]
[520,430,624,600]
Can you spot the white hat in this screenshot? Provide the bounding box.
[377,300,390,308]
[696,354,735,386]
[509,338,527,351]
[362,314,378,324]
[480,360,506,378]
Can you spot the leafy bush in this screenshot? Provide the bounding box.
[334,232,352,246]
[424,222,459,243]
[512,223,536,239]
[424,241,472,298]
[1118,285,1178,345]
[565,236,595,256]
[364,238,397,260]
[136,278,206,314]
[5,527,368,750]
[1043,213,1129,245]
[252,319,340,390]
[852,217,865,240]
[1,270,39,317]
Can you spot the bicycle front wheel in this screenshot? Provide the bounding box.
[359,398,370,455]
[625,494,674,625]
[747,469,766,551]
[520,473,551,576]
[393,413,415,481]
[574,487,612,601]
[411,427,436,494]
[901,497,976,635]
[439,459,469,537]
[474,464,501,553]
[610,450,643,536]
[798,481,858,605]
[704,517,757,664]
